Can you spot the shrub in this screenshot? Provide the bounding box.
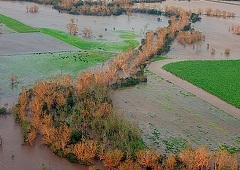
[103,149,123,169]
[69,131,82,145]
[136,150,160,168]
[66,152,79,163]
[225,48,230,55]
[72,140,98,165]
[0,107,7,114]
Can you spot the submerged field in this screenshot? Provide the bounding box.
[0,13,140,98]
[163,60,240,109]
[0,51,116,97]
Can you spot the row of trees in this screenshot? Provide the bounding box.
[54,0,132,16]
[197,8,236,18]
[177,30,203,45]
[66,18,93,37]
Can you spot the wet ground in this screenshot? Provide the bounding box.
[0,32,79,55]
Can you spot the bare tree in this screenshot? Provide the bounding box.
[26,5,39,13]
[10,74,17,86]
[66,18,78,35]
[82,28,93,38]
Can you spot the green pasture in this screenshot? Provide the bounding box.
[163,60,240,109]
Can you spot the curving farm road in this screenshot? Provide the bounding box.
[148,59,240,120]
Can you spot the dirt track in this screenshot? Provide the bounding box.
[148,59,240,119]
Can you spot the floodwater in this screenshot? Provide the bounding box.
[0,0,240,169]
[137,0,240,59]
[0,1,168,170]
[0,1,169,40]
[0,114,93,170]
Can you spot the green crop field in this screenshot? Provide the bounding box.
[163,60,240,108]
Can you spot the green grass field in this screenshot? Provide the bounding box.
[163,60,240,108]
[0,14,38,33]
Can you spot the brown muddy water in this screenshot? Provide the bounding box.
[0,114,93,170]
[0,1,169,40]
[0,0,240,169]
[136,0,240,59]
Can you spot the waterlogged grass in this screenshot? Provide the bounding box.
[163,60,240,108]
[0,51,115,97]
[117,30,140,39]
[163,137,188,154]
[0,14,38,33]
[40,28,139,52]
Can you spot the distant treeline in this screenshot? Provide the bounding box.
[54,1,128,16]
[133,0,165,2]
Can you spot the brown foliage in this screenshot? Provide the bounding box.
[213,150,238,170]
[82,28,93,37]
[26,127,37,146]
[224,48,230,56]
[16,87,29,121]
[136,150,160,168]
[73,140,98,165]
[211,48,216,55]
[118,160,143,170]
[103,149,123,169]
[66,18,78,35]
[177,31,203,45]
[163,153,176,170]
[178,147,211,170]
[26,5,39,13]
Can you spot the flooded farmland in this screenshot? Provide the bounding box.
[0,0,240,169]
